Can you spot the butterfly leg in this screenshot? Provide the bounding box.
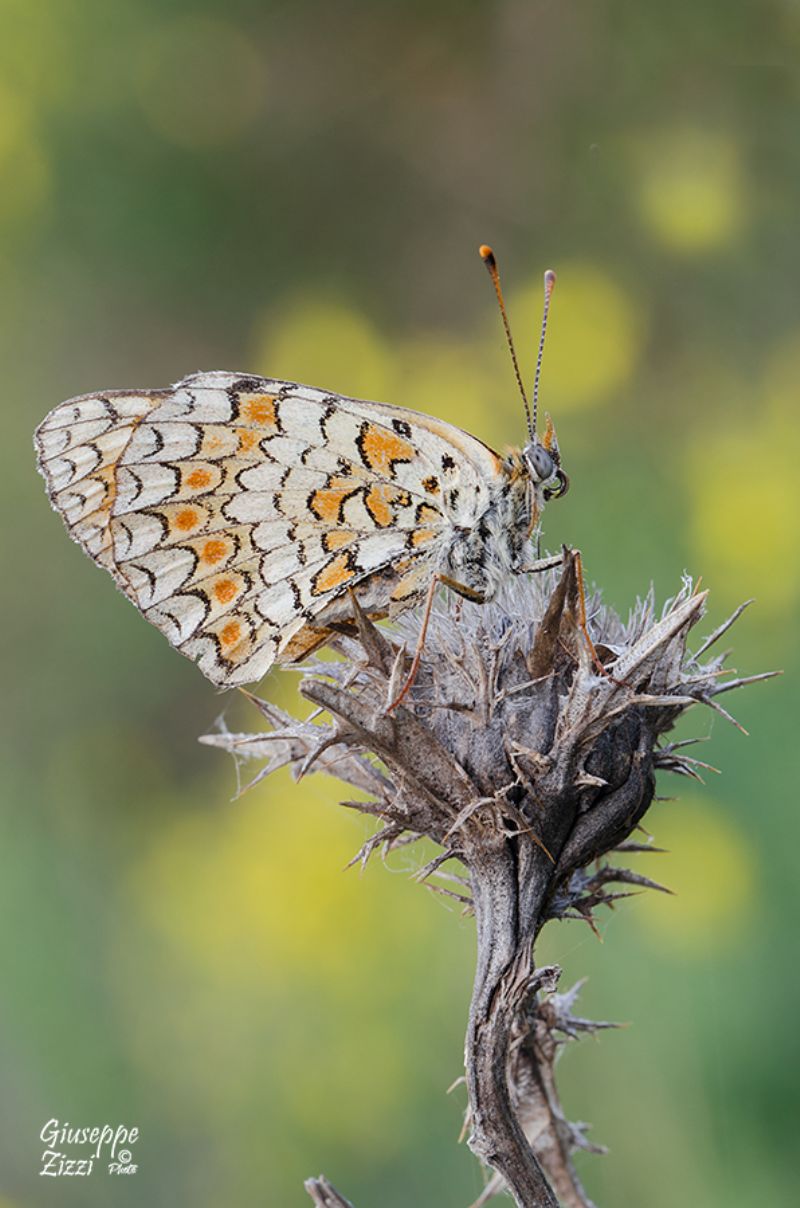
[386,574,485,713]
[520,552,564,575]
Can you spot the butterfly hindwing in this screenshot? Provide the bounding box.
[36,371,504,686]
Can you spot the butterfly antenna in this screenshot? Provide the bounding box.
[531,269,556,435]
[480,244,535,442]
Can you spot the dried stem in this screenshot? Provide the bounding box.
[465,845,558,1207]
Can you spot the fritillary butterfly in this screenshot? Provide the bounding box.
[34,248,569,689]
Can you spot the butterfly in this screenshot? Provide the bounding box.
[34,247,570,692]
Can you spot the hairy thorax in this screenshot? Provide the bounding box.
[442,461,538,601]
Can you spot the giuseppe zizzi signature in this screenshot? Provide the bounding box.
[39,1118,139,1176]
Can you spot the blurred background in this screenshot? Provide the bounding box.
[1,1,798,1205]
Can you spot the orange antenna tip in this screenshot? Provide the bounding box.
[479,244,495,264]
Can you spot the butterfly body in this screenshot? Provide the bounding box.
[36,366,566,689]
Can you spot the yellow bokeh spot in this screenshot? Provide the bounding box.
[0,0,73,107]
[633,129,745,252]
[499,262,643,412]
[123,770,452,1151]
[135,17,266,150]
[0,81,31,157]
[131,772,382,984]
[253,298,395,402]
[687,383,800,614]
[631,798,755,953]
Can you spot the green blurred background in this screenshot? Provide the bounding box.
[1,1,797,1205]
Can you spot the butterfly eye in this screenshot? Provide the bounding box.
[544,469,569,501]
[524,443,555,483]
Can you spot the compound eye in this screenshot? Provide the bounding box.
[526,444,555,482]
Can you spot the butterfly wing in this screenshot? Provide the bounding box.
[35,371,505,687]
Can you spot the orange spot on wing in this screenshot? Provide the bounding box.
[359,424,414,476]
[220,621,242,647]
[364,483,394,527]
[201,538,228,564]
[185,468,212,489]
[242,394,278,428]
[323,530,356,551]
[312,552,355,595]
[309,476,357,523]
[175,508,200,531]
[411,527,438,548]
[238,429,259,453]
[214,578,238,604]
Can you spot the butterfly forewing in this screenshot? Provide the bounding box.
[35,371,500,686]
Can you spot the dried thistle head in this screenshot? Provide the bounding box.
[202,550,762,923]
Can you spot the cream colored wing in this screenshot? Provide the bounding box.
[35,371,507,686]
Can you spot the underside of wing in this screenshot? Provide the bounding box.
[36,371,488,686]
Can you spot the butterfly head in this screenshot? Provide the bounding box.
[523,414,569,501]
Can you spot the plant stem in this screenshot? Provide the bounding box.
[464,842,559,1207]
